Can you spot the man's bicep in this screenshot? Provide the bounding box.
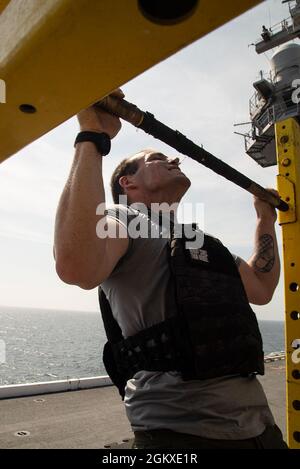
[236,257,270,305]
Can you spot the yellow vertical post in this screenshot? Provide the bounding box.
[275,118,300,449]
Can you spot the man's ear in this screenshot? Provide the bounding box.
[119,175,137,191]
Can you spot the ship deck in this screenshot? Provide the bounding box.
[0,360,286,449]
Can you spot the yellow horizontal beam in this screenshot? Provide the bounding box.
[0,0,10,14]
[0,0,261,163]
[276,119,300,449]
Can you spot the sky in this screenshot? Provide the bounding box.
[0,0,293,320]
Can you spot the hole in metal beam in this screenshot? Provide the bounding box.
[19,104,37,114]
[138,0,198,25]
[292,369,300,380]
[293,431,300,443]
[291,311,300,320]
[293,400,300,411]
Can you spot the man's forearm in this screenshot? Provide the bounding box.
[54,141,107,283]
[248,218,280,299]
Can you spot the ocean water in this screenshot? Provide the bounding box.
[0,306,285,386]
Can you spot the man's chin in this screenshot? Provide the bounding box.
[177,172,191,187]
[173,173,191,197]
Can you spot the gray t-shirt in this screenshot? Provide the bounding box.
[101,204,274,439]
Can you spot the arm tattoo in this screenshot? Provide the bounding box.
[253,234,275,273]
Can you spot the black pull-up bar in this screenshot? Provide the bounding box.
[97,96,289,212]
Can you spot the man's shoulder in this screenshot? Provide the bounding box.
[204,233,240,265]
[204,231,222,244]
[106,204,142,224]
[106,204,150,239]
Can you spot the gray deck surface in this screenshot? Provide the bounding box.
[0,360,286,449]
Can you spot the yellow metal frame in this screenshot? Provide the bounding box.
[0,0,10,14]
[276,118,300,449]
[0,0,261,163]
[0,0,298,449]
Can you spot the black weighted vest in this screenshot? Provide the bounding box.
[99,226,264,399]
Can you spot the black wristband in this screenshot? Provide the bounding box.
[74,131,111,156]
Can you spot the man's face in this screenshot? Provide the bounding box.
[127,149,191,197]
